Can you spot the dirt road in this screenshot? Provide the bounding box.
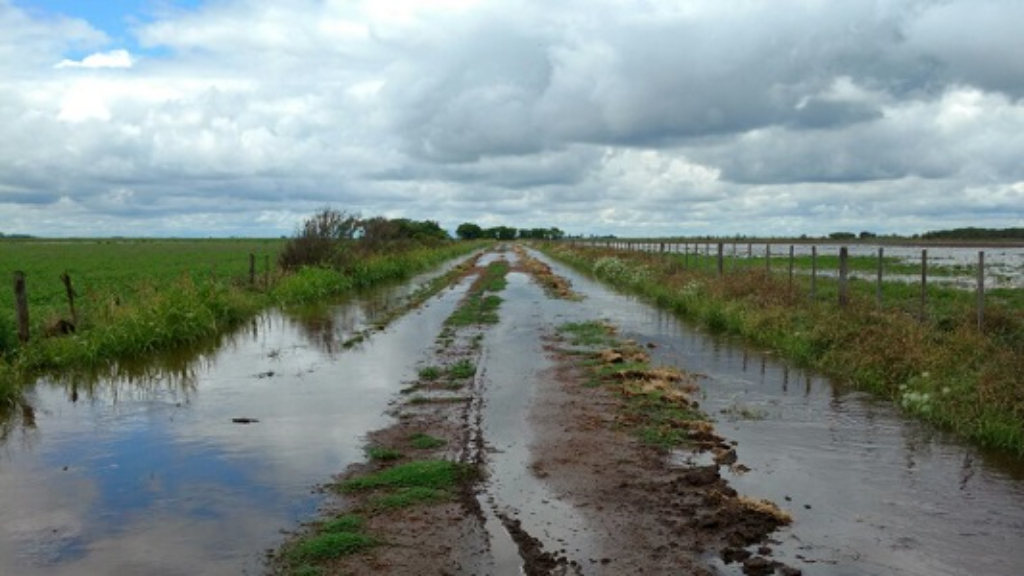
[273,246,798,575]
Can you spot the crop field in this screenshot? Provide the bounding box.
[0,239,282,340]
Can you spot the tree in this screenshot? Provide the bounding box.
[484,226,517,240]
[456,222,484,240]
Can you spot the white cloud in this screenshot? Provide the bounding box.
[1,0,1023,237]
[55,49,134,70]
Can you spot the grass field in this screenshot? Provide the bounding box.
[0,238,482,404]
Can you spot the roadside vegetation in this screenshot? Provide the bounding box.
[541,242,1024,454]
[0,210,486,405]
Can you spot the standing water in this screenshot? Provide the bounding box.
[0,269,474,575]
[534,250,1024,575]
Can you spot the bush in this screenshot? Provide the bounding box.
[279,208,359,271]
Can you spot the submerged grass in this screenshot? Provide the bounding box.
[542,242,1024,454]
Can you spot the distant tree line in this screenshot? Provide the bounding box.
[922,227,1024,241]
[455,223,564,241]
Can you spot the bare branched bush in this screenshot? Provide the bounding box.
[279,208,360,271]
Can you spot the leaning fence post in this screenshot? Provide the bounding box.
[14,271,30,343]
[249,253,256,287]
[876,247,884,307]
[977,251,985,330]
[838,247,849,307]
[61,271,78,326]
[920,249,928,322]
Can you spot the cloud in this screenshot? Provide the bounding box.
[0,0,1023,237]
[55,49,134,70]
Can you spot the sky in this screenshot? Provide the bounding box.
[1,0,1023,238]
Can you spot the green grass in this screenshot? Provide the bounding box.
[445,259,509,327]
[365,446,404,461]
[559,320,616,347]
[286,531,378,562]
[369,486,449,509]
[543,242,1024,454]
[447,359,476,379]
[338,459,473,492]
[409,433,446,450]
[418,366,443,381]
[277,513,376,574]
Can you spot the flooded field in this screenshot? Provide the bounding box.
[0,270,474,575]
[2,247,1023,574]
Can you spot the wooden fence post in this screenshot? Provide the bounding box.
[61,271,78,326]
[876,247,884,307]
[920,249,928,322]
[717,243,724,276]
[14,271,30,343]
[765,244,772,274]
[838,247,849,307]
[249,253,256,287]
[811,245,818,300]
[684,243,689,269]
[977,251,985,330]
[788,245,795,290]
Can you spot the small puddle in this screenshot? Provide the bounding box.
[531,249,1024,575]
[0,262,475,575]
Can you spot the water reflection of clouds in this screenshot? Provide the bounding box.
[0,269,471,575]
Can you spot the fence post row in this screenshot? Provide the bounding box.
[570,241,991,335]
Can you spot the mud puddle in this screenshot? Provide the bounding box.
[0,261,478,576]
[534,248,1024,575]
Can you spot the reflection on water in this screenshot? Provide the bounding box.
[0,262,473,576]
[534,250,1024,576]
